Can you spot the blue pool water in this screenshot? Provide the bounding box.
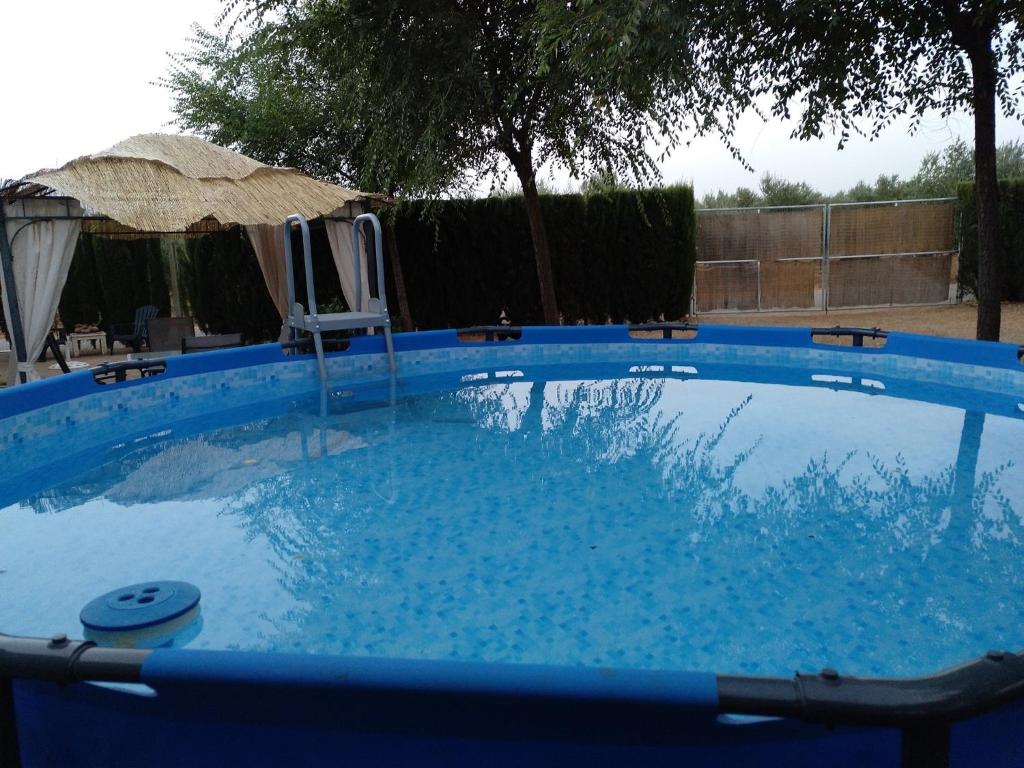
[2,360,1023,678]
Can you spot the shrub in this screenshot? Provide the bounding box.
[394,186,696,326]
[958,180,1024,301]
[58,235,170,329]
[179,224,348,342]
[48,186,696,343]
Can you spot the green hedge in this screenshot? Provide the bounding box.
[179,224,349,342]
[58,235,170,330]
[394,186,696,326]
[49,225,353,345]
[957,179,1024,301]
[180,228,279,341]
[43,186,695,344]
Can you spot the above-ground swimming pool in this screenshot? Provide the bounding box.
[2,324,1024,767]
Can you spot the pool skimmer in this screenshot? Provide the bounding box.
[79,580,201,649]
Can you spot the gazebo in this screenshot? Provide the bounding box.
[0,134,379,386]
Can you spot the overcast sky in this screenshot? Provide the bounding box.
[4,0,1024,198]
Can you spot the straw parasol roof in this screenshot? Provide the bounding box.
[1,134,368,235]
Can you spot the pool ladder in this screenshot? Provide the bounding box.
[283,212,396,382]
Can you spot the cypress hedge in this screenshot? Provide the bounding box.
[394,186,696,327]
[44,186,695,344]
[180,228,280,342]
[957,179,1024,301]
[58,235,170,330]
[179,223,347,341]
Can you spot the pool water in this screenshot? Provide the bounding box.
[2,361,1023,677]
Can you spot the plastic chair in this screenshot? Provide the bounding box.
[107,305,159,353]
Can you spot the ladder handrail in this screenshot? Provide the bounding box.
[351,212,389,316]
[281,211,396,381]
[283,213,318,321]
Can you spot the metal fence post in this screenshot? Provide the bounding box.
[822,204,831,313]
[756,260,762,311]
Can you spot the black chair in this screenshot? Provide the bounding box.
[147,317,195,353]
[108,305,159,353]
[182,333,243,354]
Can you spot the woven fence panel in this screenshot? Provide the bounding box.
[890,252,954,305]
[828,253,954,309]
[829,201,955,257]
[694,262,758,312]
[760,259,821,310]
[827,257,893,307]
[697,207,824,262]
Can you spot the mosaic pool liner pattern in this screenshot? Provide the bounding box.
[3,326,1023,458]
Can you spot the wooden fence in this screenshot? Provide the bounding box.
[694,199,957,313]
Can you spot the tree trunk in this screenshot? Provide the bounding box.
[510,151,560,325]
[951,410,984,513]
[970,51,1001,341]
[383,219,413,330]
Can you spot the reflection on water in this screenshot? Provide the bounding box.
[2,368,1022,677]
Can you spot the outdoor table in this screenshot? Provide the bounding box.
[67,332,107,357]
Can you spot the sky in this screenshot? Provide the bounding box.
[4,0,1024,199]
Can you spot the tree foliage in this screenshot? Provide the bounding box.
[170,1,1024,336]
[167,0,715,324]
[699,138,1024,208]
[167,26,358,185]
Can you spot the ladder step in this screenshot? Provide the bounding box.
[289,311,390,332]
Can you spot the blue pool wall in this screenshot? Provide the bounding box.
[14,652,896,768]
[11,650,1024,767]
[3,325,1023,503]
[3,323,1022,432]
[3,325,1024,766]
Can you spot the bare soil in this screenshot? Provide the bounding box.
[694,301,1024,346]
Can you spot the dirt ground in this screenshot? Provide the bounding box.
[695,301,1024,345]
[2,301,1022,386]
[0,346,153,386]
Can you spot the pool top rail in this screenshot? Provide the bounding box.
[2,631,1023,728]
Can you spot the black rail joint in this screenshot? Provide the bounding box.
[456,326,523,342]
[811,326,888,348]
[92,360,167,385]
[628,322,699,340]
[0,634,149,685]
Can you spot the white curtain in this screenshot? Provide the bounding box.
[325,219,371,313]
[244,223,290,342]
[2,198,83,385]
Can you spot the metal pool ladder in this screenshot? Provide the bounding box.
[283,212,396,382]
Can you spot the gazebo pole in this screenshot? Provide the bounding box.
[0,200,28,384]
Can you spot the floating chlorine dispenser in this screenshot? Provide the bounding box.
[79,581,202,649]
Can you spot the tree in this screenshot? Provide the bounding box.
[169,1,687,325]
[167,24,419,329]
[910,137,1024,198]
[757,174,824,206]
[730,1,1024,341]
[697,138,1024,207]
[545,1,1024,340]
[699,174,823,208]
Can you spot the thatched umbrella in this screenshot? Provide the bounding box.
[4,133,369,235]
[0,134,377,385]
